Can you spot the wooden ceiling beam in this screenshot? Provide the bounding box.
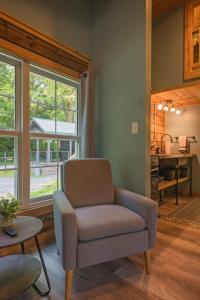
[152,0,186,19]
[151,84,200,107]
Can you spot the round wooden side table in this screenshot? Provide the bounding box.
[0,216,51,299]
[0,254,41,299]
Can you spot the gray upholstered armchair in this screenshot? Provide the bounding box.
[53,159,157,300]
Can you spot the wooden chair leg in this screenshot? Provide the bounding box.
[144,250,151,274]
[65,270,73,300]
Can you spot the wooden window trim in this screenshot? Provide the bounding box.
[184,0,200,80]
[16,202,53,217]
[0,10,91,80]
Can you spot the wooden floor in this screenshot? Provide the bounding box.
[10,197,200,300]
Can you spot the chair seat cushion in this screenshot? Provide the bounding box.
[75,205,146,242]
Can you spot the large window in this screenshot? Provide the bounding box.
[0,53,80,207]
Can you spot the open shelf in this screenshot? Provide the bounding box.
[158,177,190,191]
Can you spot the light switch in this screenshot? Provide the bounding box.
[131,122,139,134]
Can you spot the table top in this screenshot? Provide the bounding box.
[0,254,41,299]
[0,216,43,249]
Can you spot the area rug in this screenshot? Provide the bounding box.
[166,197,200,226]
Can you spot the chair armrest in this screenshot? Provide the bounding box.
[53,190,77,270]
[115,187,158,248]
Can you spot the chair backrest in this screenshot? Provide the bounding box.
[62,159,115,208]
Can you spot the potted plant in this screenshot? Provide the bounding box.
[0,193,19,228]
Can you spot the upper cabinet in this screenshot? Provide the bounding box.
[185,0,200,79]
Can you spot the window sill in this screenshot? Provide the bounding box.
[17,200,53,217]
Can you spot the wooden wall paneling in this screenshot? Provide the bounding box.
[151,103,165,148]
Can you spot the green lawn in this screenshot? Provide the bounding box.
[0,170,14,177]
[31,180,57,198]
[0,160,14,166]
[0,170,58,198]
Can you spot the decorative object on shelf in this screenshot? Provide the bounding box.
[185,0,200,79]
[176,136,198,153]
[0,194,19,228]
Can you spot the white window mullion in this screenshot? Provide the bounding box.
[15,59,22,203]
[0,53,21,201]
[21,62,30,209]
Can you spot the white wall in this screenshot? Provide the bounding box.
[166,105,200,193]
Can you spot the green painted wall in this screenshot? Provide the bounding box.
[92,0,149,194]
[152,5,185,90]
[0,0,150,195]
[0,0,91,56]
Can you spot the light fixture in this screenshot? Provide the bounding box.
[175,108,182,115]
[157,102,163,111]
[163,103,169,112]
[156,100,181,116]
[170,104,176,112]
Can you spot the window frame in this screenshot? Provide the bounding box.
[0,52,81,209]
[0,53,22,202]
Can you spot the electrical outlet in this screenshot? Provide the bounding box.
[131,122,138,134]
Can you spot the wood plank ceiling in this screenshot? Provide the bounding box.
[151,84,200,107]
[152,0,186,18]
